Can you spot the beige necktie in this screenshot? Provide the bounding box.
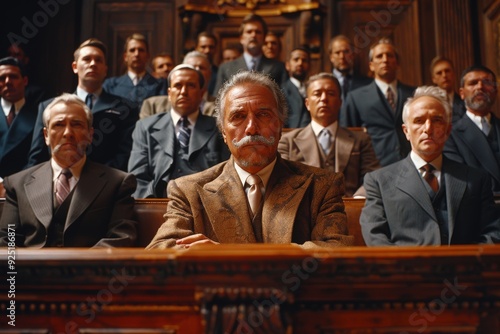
[246,175,262,216]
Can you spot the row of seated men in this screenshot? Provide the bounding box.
[0,13,499,247]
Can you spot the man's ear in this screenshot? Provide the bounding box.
[43,127,49,146]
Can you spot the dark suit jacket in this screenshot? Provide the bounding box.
[146,155,354,249]
[213,55,288,94]
[360,155,500,246]
[0,98,39,177]
[0,160,138,248]
[444,113,500,193]
[103,72,164,107]
[281,79,310,128]
[339,73,373,98]
[278,125,380,197]
[127,112,230,198]
[340,81,415,166]
[27,90,139,171]
[451,92,466,123]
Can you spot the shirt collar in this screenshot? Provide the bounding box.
[243,53,262,69]
[466,110,491,129]
[310,120,338,139]
[51,155,86,182]
[170,108,199,128]
[1,98,25,116]
[409,151,442,171]
[332,68,352,80]
[289,77,303,90]
[234,157,277,191]
[128,71,146,83]
[76,87,102,101]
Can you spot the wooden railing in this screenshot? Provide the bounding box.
[1,245,499,333]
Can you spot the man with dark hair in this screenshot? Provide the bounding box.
[151,53,175,79]
[128,64,229,198]
[195,32,218,96]
[103,33,164,107]
[27,38,139,172]
[281,46,311,128]
[279,73,380,197]
[0,57,41,179]
[341,38,416,166]
[361,86,499,246]
[444,65,500,194]
[147,71,353,249]
[328,35,372,99]
[262,32,282,61]
[0,93,138,248]
[429,56,465,122]
[213,14,288,94]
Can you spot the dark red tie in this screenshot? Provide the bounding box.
[6,105,15,126]
[421,164,439,193]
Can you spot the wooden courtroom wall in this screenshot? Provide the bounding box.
[1,0,498,103]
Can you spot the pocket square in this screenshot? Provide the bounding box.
[105,109,121,115]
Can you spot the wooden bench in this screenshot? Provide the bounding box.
[134,197,366,247]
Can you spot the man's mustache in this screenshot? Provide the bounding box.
[232,135,275,147]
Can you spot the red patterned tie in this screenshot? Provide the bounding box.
[421,164,438,193]
[386,87,395,111]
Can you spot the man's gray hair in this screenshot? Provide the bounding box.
[43,93,93,128]
[402,86,451,124]
[214,71,288,132]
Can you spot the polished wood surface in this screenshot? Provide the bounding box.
[1,245,499,333]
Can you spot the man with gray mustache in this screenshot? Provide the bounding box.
[147,71,353,249]
[444,65,500,194]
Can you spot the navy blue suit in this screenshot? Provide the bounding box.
[341,81,415,166]
[103,72,164,107]
[281,79,310,128]
[27,91,139,171]
[0,99,39,177]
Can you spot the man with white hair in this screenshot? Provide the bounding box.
[360,86,500,246]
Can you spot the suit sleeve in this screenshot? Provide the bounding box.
[26,102,51,168]
[127,120,154,198]
[359,171,395,246]
[94,172,138,247]
[302,172,354,248]
[0,177,24,247]
[146,179,195,249]
[109,99,139,171]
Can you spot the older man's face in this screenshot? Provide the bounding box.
[222,83,282,174]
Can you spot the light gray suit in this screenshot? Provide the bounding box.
[0,161,137,248]
[128,112,229,198]
[278,125,380,197]
[360,155,500,246]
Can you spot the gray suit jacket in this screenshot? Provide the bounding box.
[444,113,500,193]
[278,125,380,196]
[128,112,230,198]
[0,160,138,248]
[360,155,500,246]
[340,81,415,166]
[146,155,353,249]
[213,55,288,94]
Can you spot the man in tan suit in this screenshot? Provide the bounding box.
[147,71,353,249]
[279,73,380,197]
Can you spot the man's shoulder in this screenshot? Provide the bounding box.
[397,81,417,94]
[171,160,228,187]
[84,160,132,179]
[280,126,307,139]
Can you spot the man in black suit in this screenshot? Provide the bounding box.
[430,56,465,122]
[0,57,42,179]
[213,14,288,95]
[281,47,311,128]
[128,64,229,198]
[328,35,372,99]
[103,33,164,107]
[361,86,499,246]
[0,93,137,248]
[195,32,218,97]
[444,65,500,194]
[341,38,416,166]
[27,38,139,172]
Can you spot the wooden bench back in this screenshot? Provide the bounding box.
[133,198,366,247]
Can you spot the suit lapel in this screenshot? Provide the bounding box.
[294,125,321,168]
[199,158,256,243]
[189,115,214,156]
[369,82,395,122]
[2,102,37,155]
[396,156,436,219]
[335,127,355,173]
[25,163,54,230]
[455,116,500,183]
[261,158,312,243]
[65,162,107,229]
[442,159,467,242]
